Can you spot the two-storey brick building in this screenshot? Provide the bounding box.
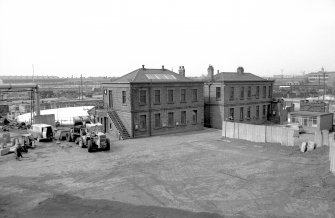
[95,65,204,138]
[204,66,274,129]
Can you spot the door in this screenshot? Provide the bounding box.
[109,90,113,109]
[104,117,107,133]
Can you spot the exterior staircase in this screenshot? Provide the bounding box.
[107,110,131,140]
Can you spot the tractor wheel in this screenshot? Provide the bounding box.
[66,133,71,142]
[79,137,83,148]
[105,138,110,151]
[75,137,79,144]
[87,140,93,152]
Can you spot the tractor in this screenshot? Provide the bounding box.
[78,123,110,152]
[66,116,91,144]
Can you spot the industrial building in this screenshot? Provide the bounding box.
[94,65,204,139]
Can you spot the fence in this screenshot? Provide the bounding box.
[330,133,335,174]
[222,121,295,146]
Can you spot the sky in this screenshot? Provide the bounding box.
[1,0,335,78]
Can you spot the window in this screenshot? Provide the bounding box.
[269,86,272,98]
[240,87,244,99]
[181,111,186,125]
[168,89,174,103]
[192,89,198,101]
[181,89,186,102]
[139,115,146,129]
[256,86,260,99]
[312,116,317,127]
[139,90,146,104]
[263,105,266,116]
[154,90,160,104]
[263,86,266,98]
[240,107,244,120]
[230,87,234,100]
[154,113,161,128]
[168,112,174,126]
[247,107,251,119]
[256,106,259,118]
[247,86,251,98]
[122,91,126,104]
[216,87,221,100]
[192,110,197,124]
[229,108,234,120]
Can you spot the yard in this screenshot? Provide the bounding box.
[0,128,335,218]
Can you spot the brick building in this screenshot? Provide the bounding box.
[204,66,274,129]
[95,65,204,139]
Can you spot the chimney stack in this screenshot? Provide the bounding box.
[162,65,165,70]
[207,65,214,81]
[142,65,145,69]
[179,66,185,77]
[237,66,244,74]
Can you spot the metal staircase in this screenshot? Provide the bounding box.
[107,110,131,140]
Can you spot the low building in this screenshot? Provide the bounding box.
[288,111,333,131]
[204,66,274,129]
[95,65,204,138]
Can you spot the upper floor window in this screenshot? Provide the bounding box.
[181,89,186,102]
[168,89,174,103]
[122,91,126,104]
[192,89,198,102]
[240,87,244,99]
[256,86,260,99]
[230,87,234,101]
[247,86,251,98]
[139,90,146,104]
[154,90,160,104]
[216,87,221,100]
[263,86,266,98]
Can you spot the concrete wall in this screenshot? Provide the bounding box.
[319,114,333,131]
[34,114,55,127]
[330,133,335,174]
[222,121,295,146]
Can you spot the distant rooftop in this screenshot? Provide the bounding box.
[213,72,272,82]
[107,66,196,83]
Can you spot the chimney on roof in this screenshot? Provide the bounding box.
[207,65,214,81]
[142,65,145,69]
[237,66,244,74]
[217,70,219,74]
[162,65,165,70]
[179,66,185,77]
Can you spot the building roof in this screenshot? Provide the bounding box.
[213,72,272,82]
[108,67,195,83]
[289,111,332,116]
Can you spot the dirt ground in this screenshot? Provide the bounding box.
[1,128,335,218]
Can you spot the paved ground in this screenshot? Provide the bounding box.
[1,128,335,218]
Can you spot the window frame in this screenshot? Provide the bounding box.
[192,110,197,124]
[180,111,186,125]
[216,87,221,100]
[122,91,126,104]
[180,89,186,102]
[168,112,174,126]
[167,89,174,103]
[139,90,147,104]
[154,113,161,128]
[192,89,198,102]
[154,89,161,104]
[139,114,147,130]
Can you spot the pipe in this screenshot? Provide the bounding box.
[0,83,38,89]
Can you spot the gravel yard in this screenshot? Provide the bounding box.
[0,128,335,218]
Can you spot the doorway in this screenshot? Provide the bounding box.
[104,117,108,133]
[109,90,113,109]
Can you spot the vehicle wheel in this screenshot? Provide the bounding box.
[87,140,93,152]
[79,137,83,148]
[66,133,71,142]
[105,138,110,151]
[37,137,41,142]
[75,137,79,144]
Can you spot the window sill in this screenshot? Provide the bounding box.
[138,103,147,106]
[180,101,186,103]
[167,102,174,104]
[192,100,198,103]
[153,103,161,105]
[137,128,147,132]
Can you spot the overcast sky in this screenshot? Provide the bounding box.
[1,0,334,78]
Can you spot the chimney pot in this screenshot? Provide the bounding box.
[178,66,185,77]
[162,65,165,70]
[142,65,145,69]
[208,65,214,81]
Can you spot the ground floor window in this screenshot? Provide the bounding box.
[154,113,161,128]
[256,106,259,118]
[181,111,186,125]
[192,110,197,124]
[229,108,234,120]
[240,107,244,120]
[262,105,266,116]
[139,115,146,129]
[247,107,251,119]
[168,112,174,126]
